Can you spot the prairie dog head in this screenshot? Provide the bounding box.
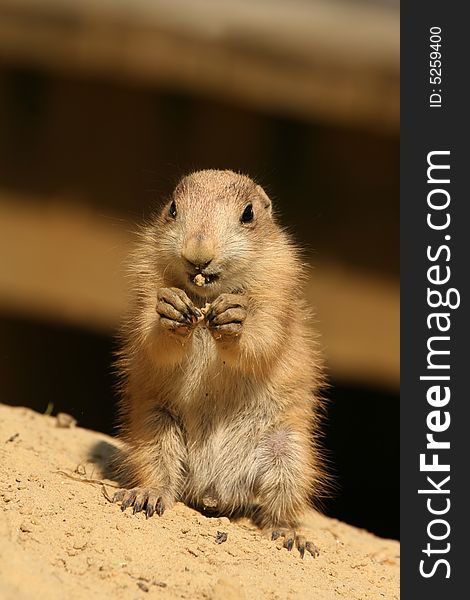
[150,169,277,299]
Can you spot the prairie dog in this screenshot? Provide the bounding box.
[114,169,326,557]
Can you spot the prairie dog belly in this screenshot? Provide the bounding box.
[167,329,263,509]
[183,417,262,511]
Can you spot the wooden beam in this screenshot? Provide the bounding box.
[0,196,130,331]
[307,263,399,390]
[0,0,399,131]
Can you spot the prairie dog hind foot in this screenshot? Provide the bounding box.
[113,488,168,518]
[271,528,320,559]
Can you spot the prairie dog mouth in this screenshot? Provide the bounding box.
[191,272,219,287]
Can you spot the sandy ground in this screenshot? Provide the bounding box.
[0,404,399,599]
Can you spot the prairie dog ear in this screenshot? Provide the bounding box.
[256,185,272,217]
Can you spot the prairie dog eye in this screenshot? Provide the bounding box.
[169,200,177,218]
[240,203,254,224]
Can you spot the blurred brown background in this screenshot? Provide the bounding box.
[0,0,399,538]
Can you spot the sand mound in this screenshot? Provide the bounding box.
[0,404,399,599]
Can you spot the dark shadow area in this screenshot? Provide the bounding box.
[323,385,399,540]
[0,314,118,435]
[87,439,122,482]
[0,314,399,540]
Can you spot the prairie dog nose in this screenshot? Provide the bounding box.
[181,236,215,269]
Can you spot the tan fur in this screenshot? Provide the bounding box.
[115,169,326,531]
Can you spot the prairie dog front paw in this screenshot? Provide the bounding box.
[156,287,202,336]
[205,293,247,340]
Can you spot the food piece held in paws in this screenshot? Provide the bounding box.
[115,170,327,558]
[194,302,211,324]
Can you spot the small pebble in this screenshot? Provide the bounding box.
[215,531,228,544]
[56,413,77,428]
